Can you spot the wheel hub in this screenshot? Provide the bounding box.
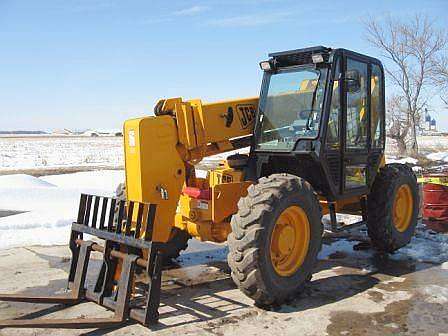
[270,205,310,277]
[393,184,413,232]
[276,224,295,255]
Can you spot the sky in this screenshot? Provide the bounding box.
[0,0,447,131]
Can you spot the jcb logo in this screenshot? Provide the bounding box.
[222,174,233,183]
[236,104,256,129]
[217,173,233,183]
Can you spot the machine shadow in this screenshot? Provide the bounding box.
[127,246,388,329]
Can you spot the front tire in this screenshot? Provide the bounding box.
[227,174,322,306]
[367,164,419,252]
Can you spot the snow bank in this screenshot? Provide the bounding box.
[41,170,124,190]
[0,170,124,249]
[0,174,56,188]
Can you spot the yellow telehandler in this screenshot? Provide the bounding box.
[0,46,419,329]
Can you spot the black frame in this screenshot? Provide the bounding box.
[251,46,386,201]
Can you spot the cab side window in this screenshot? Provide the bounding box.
[371,64,384,148]
[345,58,368,150]
[326,60,341,148]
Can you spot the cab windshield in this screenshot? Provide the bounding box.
[256,67,328,151]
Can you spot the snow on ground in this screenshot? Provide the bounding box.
[386,156,419,165]
[320,213,448,265]
[0,174,56,188]
[0,137,123,170]
[391,223,448,264]
[386,136,448,157]
[418,136,448,152]
[0,170,124,250]
[2,135,448,172]
[426,151,448,162]
[0,137,246,172]
[319,238,369,260]
[318,221,448,265]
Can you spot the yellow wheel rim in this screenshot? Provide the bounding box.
[270,205,310,277]
[392,184,413,232]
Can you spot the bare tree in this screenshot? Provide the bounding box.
[386,95,409,155]
[432,54,448,106]
[364,14,447,156]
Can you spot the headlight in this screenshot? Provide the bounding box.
[259,61,273,71]
[312,54,324,64]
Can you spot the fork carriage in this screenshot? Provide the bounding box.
[0,193,166,329]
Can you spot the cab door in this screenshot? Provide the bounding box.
[341,56,370,195]
[323,55,343,196]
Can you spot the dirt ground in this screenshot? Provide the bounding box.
[0,225,447,336]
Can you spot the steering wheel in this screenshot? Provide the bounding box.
[297,109,320,130]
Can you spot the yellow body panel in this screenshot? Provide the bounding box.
[124,116,185,242]
[173,164,251,242]
[124,97,258,243]
[190,98,258,145]
[178,194,212,222]
[209,166,251,223]
[212,181,252,223]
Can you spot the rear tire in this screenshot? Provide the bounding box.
[227,174,322,306]
[114,183,190,264]
[367,164,419,252]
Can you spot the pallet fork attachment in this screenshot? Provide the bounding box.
[0,194,164,329]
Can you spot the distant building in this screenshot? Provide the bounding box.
[0,130,47,135]
[52,128,73,135]
[50,128,121,137]
[430,118,437,131]
[423,110,438,134]
[82,129,122,137]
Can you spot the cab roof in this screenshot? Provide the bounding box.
[268,46,382,68]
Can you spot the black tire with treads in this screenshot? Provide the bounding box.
[367,163,419,252]
[227,174,322,306]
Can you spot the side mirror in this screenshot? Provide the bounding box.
[345,69,361,93]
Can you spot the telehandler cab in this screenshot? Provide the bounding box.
[0,46,419,329]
